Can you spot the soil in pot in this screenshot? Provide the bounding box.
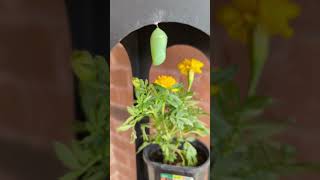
[148,146,207,167]
[143,140,210,180]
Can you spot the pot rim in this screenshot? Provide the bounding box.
[142,140,210,172]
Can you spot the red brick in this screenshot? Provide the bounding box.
[111,132,132,151]
[199,102,210,114]
[112,158,136,179]
[110,116,120,134]
[193,72,210,102]
[199,136,210,147]
[113,146,135,166]
[110,67,132,88]
[110,172,118,180]
[110,43,132,66]
[110,86,133,107]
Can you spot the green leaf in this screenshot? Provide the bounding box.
[141,124,149,141]
[71,141,92,164]
[244,122,289,141]
[117,123,133,132]
[72,121,88,133]
[238,96,273,119]
[186,137,196,142]
[167,93,182,108]
[59,170,83,180]
[54,142,81,170]
[212,65,238,84]
[86,171,106,180]
[55,51,109,179]
[219,82,240,110]
[274,162,320,175]
[137,142,150,153]
[71,50,97,81]
[211,102,231,141]
[247,171,277,180]
[214,158,243,176]
[183,142,198,166]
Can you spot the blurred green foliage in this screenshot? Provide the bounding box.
[211,66,319,180]
[213,2,319,179]
[217,0,301,96]
[54,51,109,180]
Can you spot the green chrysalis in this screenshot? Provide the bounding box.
[150,26,168,66]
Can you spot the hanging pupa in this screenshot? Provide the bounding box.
[150,26,168,66]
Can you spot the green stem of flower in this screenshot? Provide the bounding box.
[176,149,186,166]
[248,24,270,96]
[188,70,195,91]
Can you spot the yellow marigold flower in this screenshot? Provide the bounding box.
[154,75,177,89]
[178,58,204,76]
[217,0,300,42]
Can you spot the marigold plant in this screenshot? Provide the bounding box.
[117,59,209,167]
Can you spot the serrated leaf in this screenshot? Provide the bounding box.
[59,170,83,180]
[167,94,182,108]
[137,142,150,153]
[183,142,198,166]
[141,124,149,141]
[87,171,106,180]
[244,122,289,141]
[117,124,132,132]
[72,121,88,133]
[71,50,97,81]
[71,142,91,164]
[238,96,273,119]
[212,65,238,84]
[54,142,81,170]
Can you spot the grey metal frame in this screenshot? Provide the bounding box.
[110,0,210,48]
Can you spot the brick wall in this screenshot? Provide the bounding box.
[0,0,73,179]
[110,43,136,180]
[110,43,210,180]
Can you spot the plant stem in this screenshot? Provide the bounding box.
[176,149,186,166]
[188,70,195,91]
[248,24,269,96]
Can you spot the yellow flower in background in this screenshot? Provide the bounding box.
[178,58,204,76]
[260,0,300,38]
[154,75,177,89]
[217,0,300,42]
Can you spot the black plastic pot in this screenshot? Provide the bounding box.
[143,140,210,180]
